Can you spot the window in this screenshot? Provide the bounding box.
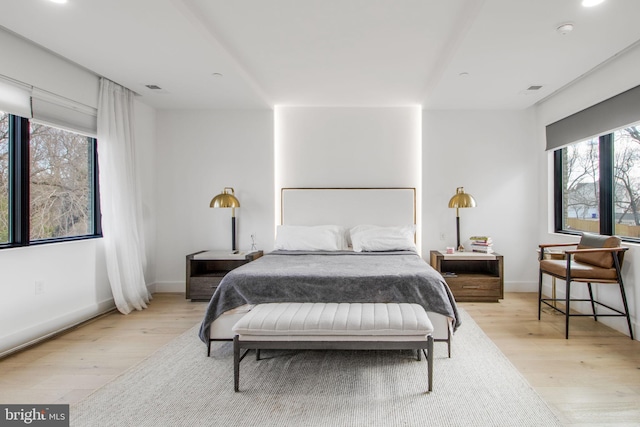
[0,110,100,248]
[555,124,640,241]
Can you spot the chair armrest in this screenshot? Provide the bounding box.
[565,247,628,255]
[538,243,578,260]
[539,243,579,248]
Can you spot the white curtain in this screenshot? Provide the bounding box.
[97,78,150,314]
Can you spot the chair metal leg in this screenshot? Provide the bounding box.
[538,269,544,320]
[613,255,634,340]
[617,279,634,340]
[587,282,598,322]
[565,280,571,339]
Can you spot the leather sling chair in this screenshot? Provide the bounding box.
[538,233,633,340]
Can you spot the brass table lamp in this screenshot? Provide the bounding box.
[210,187,240,251]
[448,187,476,251]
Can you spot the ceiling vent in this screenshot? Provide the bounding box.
[145,84,162,90]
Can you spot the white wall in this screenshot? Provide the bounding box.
[0,28,158,355]
[152,106,539,293]
[275,106,422,248]
[422,110,539,291]
[276,107,421,188]
[153,110,274,292]
[535,42,640,339]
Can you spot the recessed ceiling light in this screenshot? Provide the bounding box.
[582,0,605,7]
[145,84,162,90]
[212,73,223,78]
[49,0,68,4]
[458,72,470,78]
[556,23,574,35]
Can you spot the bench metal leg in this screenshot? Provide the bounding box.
[233,336,240,392]
[233,337,435,392]
[427,335,434,392]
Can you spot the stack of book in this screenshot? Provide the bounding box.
[470,236,493,253]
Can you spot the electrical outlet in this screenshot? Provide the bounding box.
[439,232,446,241]
[35,280,45,295]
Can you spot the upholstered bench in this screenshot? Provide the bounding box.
[232,302,434,392]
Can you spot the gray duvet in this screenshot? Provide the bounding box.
[198,250,460,343]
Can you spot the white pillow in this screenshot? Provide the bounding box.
[274,225,349,251]
[350,225,417,252]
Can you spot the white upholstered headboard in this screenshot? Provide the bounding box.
[281,188,416,227]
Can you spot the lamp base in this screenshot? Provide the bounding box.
[231,216,237,252]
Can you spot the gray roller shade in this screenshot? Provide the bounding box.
[0,75,31,118]
[546,84,640,151]
[31,88,97,137]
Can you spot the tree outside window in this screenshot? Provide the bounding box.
[0,112,8,243]
[562,138,600,233]
[29,122,92,240]
[614,126,640,237]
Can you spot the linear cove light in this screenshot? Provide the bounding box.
[582,0,605,7]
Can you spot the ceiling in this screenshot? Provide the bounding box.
[1,0,640,110]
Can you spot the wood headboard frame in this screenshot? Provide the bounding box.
[280,187,416,228]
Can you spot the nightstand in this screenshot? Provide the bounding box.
[429,250,504,302]
[185,250,263,301]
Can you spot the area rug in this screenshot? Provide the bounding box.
[71,309,561,426]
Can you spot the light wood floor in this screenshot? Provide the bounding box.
[463,293,640,426]
[1,293,639,426]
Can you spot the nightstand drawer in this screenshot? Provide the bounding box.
[186,250,263,301]
[445,276,501,302]
[189,276,224,300]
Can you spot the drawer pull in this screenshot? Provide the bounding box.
[462,285,480,289]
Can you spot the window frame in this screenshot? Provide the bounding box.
[554,131,640,243]
[0,113,101,249]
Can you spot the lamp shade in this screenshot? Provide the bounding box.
[448,187,476,209]
[210,187,240,208]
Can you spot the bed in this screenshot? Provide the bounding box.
[198,188,460,354]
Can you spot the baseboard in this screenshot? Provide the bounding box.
[0,297,116,358]
[153,281,184,293]
[504,281,537,292]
